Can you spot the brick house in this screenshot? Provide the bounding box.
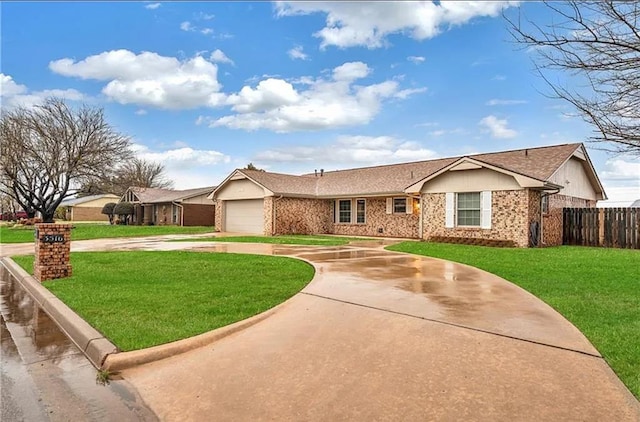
[58,194,120,222]
[211,143,606,247]
[120,186,216,226]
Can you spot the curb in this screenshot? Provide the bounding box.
[1,257,118,368]
[1,254,317,372]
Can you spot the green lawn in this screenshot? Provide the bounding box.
[386,242,640,398]
[174,234,369,246]
[0,224,213,244]
[12,251,313,351]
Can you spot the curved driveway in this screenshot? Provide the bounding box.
[3,236,639,420]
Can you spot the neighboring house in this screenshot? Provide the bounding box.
[119,186,216,226]
[58,194,120,221]
[211,143,606,247]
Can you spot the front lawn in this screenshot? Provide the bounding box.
[12,251,313,351]
[174,234,369,246]
[386,242,640,398]
[0,224,213,244]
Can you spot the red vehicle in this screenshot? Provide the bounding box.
[0,210,29,220]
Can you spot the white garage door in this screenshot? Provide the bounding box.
[225,199,264,234]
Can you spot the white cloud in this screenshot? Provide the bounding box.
[197,12,215,21]
[407,55,425,64]
[49,50,225,109]
[209,49,234,65]
[275,1,519,49]
[254,135,437,167]
[486,99,528,106]
[479,115,517,139]
[201,28,213,35]
[0,73,84,109]
[180,21,194,32]
[601,159,640,182]
[205,61,424,132]
[145,3,161,10]
[492,74,506,81]
[288,45,309,60]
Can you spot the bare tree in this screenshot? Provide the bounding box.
[506,1,640,155]
[81,158,173,196]
[0,98,132,222]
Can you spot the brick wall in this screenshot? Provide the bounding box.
[273,197,332,235]
[422,190,533,248]
[214,199,223,230]
[71,206,109,221]
[542,193,596,246]
[264,197,274,235]
[182,204,215,226]
[34,223,72,281]
[331,198,420,238]
[528,190,542,247]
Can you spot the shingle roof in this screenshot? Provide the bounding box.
[234,143,584,197]
[130,186,216,203]
[59,194,119,207]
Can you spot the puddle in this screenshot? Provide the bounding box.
[0,266,158,421]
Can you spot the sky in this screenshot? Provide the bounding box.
[1,1,638,206]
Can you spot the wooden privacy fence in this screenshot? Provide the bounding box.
[563,208,639,249]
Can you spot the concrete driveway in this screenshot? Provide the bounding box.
[3,237,639,420]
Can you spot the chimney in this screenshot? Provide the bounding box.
[315,169,318,177]
[320,169,324,177]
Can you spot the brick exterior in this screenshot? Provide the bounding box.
[214,199,223,231]
[70,207,109,222]
[332,198,420,238]
[34,223,72,282]
[182,204,215,226]
[542,194,596,246]
[528,190,542,247]
[273,197,333,235]
[264,197,274,235]
[422,190,535,248]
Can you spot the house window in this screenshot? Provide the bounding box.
[542,195,549,214]
[172,205,178,224]
[393,198,406,214]
[339,200,351,223]
[456,192,481,226]
[153,205,158,223]
[356,199,366,224]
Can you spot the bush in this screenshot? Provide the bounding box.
[113,202,134,225]
[102,202,117,224]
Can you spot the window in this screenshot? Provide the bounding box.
[542,195,549,214]
[172,205,179,224]
[393,198,406,214]
[339,200,351,223]
[456,192,481,226]
[153,205,158,223]
[356,199,366,224]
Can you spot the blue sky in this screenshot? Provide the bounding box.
[2,1,638,205]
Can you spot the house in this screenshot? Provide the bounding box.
[210,143,606,247]
[58,194,120,221]
[630,199,640,208]
[120,186,216,226]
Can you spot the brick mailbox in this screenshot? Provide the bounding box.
[34,223,72,282]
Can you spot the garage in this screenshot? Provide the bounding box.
[224,199,264,233]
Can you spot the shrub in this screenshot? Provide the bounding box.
[101,202,117,224]
[113,202,134,225]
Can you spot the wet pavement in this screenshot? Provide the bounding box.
[0,266,157,421]
[2,235,639,421]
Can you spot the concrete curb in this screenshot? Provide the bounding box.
[102,296,294,372]
[1,257,118,368]
[1,254,317,373]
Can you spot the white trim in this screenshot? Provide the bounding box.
[445,193,454,228]
[405,198,413,214]
[481,191,492,229]
[386,198,393,214]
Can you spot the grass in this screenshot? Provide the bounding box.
[173,234,370,246]
[0,224,213,244]
[385,241,640,399]
[12,251,313,351]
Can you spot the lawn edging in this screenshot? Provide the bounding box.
[1,257,117,368]
[2,253,318,372]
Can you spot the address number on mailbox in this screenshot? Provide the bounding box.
[42,234,65,243]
